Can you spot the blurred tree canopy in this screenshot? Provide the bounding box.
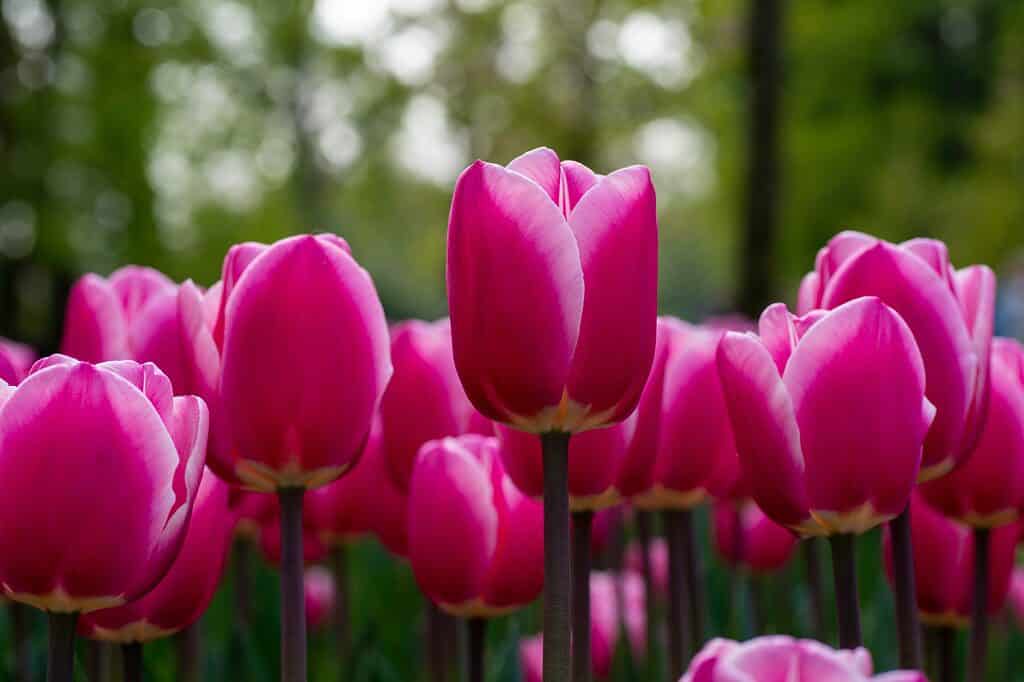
[1,0,1022,353]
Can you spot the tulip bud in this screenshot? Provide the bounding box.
[304,567,336,631]
[712,500,797,574]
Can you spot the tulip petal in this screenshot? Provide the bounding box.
[561,160,601,209]
[506,147,562,203]
[955,265,997,455]
[61,275,129,362]
[447,161,583,428]
[796,272,820,315]
[566,165,658,426]
[213,241,268,349]
[108,266,176,322]
[784,297,930,521]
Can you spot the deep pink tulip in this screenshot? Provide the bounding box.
[380,319,477,490]
[681,636,925,682]
[497,416,636,510]
[304,567,336,631]
[919,338,1024,527]
[798,231,995,481]
[447,147,658,433]
[1008,568,1024,627]
[589,507,624,558]
[882,493,1019,627]
[407,435,544,616]
[716,297,934,536]
[0,338,36,384]
[712,500,797,574]
[0,356,207,612]
[624,539,668,597]
[520,571,646,681]
[307,416,409,557]
[203,234,391,491]
[79,470,234,641]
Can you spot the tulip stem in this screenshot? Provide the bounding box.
[122,642,143,682]
[233,538,252,630]
[46,612,77,682]
[936,625,957,682]
[176,621,202,682]
[426,601,449,682]
[278,487,308,682]
[890,505,923,669]
[11,602,32,682]
[681,508,705,650]
[634,511,660,680]
[466,618,486,682]
[968,527,990,682]
[748,574,764,636]
[801,539,826,640]
[828,533,861,649]
[330,545,351,665]
[541,431,572,682]
[571,510,594,682]
[87,640,113,682]
[663,509,694,679]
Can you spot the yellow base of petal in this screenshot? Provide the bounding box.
[570,487,622,512]
[4,585,125,614]
[89,620,176,644]
[439,598,517,619]
[236,459,350,493]
[631,485,707,511]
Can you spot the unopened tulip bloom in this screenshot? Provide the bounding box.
[304,567,336,631]
[681,636,926,682]
[712,500,796,574]
[882,493,1018,627]
[381,319,477,490]
[0,357,207,681]
[0,339,35,384]
[408,435,543,616]
[79,471,234,642]
[920,338,1024,527]
[798,231,995,480]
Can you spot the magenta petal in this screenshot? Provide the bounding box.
[506,147,563,203]
[495,426,545,499]
[108,266,176,321]
[784,297,931,520]
[561,160,601,209]
[796,273,820,315]
[0,339,36,384]
[757,303,798,373]
[480,475,544,608]
[220,235,391,489]
[716,332,811,529]
[446,161,583,428]
[566,165,658,425]
[955,265,997,456]
[61,274,129,362]
[213,241,268,348]
[407,438,498,607]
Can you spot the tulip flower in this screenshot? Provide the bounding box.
[304,567,336,631]
[681,636,926,682]
[381,319,477,490]
[0,356,207,682]
[717,297,933,649]
[1008,568,1024,628]
[0,338,35,384]
[210,234,391,681]
[883,493,1019,682]
[447,147,658,682]
[589,507,624,559]
[408,435,543,682]
[624,539,668,598]
[712,500,797,574]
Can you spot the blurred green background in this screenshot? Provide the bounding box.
[3,0,1024,680]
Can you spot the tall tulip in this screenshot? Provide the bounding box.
[304,567,336,631]
[681,636,926,682]
[79,471,233,681]
[717,297,934,649]
[447,147,658,682]
[215,234,391,681]
[798,231,995,669]
[0,357,207,682]
[918,337,1024,680]
[408,435,544,682]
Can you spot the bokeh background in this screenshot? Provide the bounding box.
[2,0,1024,679]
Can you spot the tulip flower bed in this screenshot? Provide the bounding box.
[1,146,1024,682]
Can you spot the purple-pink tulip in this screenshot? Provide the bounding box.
[798,231,995,480]
[624,539,668,598]
[446,147,658,433]
[919,337,1024,527]
[712,500,797,574]
[1008,568,1024,628]
[407,435,544,616]
[716,297,934,536]
[79,470,234,642]
[681,636,925,682]
[304,567,336,631]
[0,338,36,384]
[0,356,207,612]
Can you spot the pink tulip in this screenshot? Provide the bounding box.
[1008,568,1024,628]
[0,356,207,613]
[519,571,646,681]
[497,416,636,511]
[205,234,391,491]
[0,339,36,384]
[624,539,668,597]
[681,636,925,682]
[447,147,658,433]
[589,507,624,558]
[79,470,234,642]
[716,297,934,536]
[307,416,409,557]
[919,338,1024,527]
[304,567,336,630]
[712,500,797,573]
[380,319,477,490]
[407,435,544,616]
[882,493,1019,626]
[798,231,995,480]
